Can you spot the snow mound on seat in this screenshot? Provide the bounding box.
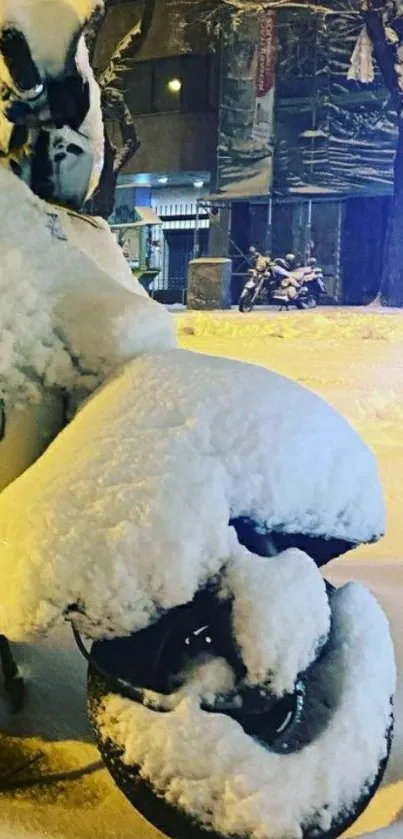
[222,548,330,693]
[0,349,384,642]
[0,166,174,408]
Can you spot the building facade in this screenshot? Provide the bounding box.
[100,0,396,304]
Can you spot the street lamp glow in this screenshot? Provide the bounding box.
[167,77,182,93]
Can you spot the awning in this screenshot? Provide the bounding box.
[110,207,162,229]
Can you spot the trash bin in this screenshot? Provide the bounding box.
[187,258,232,310]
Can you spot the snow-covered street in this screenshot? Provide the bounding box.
[1,306,403,839]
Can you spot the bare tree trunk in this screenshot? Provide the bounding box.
[85,0,157,219]
[85,91,140,218]
[381,118,403,305]
[363,5,403,305]
[85,131,119,219]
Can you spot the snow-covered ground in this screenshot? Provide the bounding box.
[1,306,403,839]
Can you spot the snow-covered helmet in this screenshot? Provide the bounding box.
[0,0,104,208]
[284,252,297,270]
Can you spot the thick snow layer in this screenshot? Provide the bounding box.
[327,560,403,793]
[70,36,104,200]
[176,309,403,563]
[97,582,395,839]
[0,0,102,77]
[1,310,403,839]
[222,548,330,693]
[0,1,104,199]
[139,549,330,700]
[0,166,174,408]
[176,309,403,343]
[141,657,238,715]
[0,348,383,643]
[347,26,375,84]
[0,559,400,839]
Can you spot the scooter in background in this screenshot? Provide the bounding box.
[271,257,326,310]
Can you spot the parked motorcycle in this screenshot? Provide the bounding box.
[271,257,326,310]
[238,266,275,312]
[239,251,326,312]
[238,249,287,313]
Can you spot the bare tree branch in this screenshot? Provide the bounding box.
[364,7,402,102]
[97,0,157,87]
[84,3,106,63]
[101,87,140,171]
[177,0,360,29]
[85,0,158,217]
[98,20,141,88]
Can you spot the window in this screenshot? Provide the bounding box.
[126,55,217,116]
[180,55,210,113]
[126,61,153,115]
[153,57,182,112]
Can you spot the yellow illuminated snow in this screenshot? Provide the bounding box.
[1,307,403,839]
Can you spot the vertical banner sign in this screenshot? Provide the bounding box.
[253,12,276,145]
[216,11,276,197]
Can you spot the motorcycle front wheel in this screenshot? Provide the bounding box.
[239,287,257,313]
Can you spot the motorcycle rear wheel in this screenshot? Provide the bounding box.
[297,295,317,310]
